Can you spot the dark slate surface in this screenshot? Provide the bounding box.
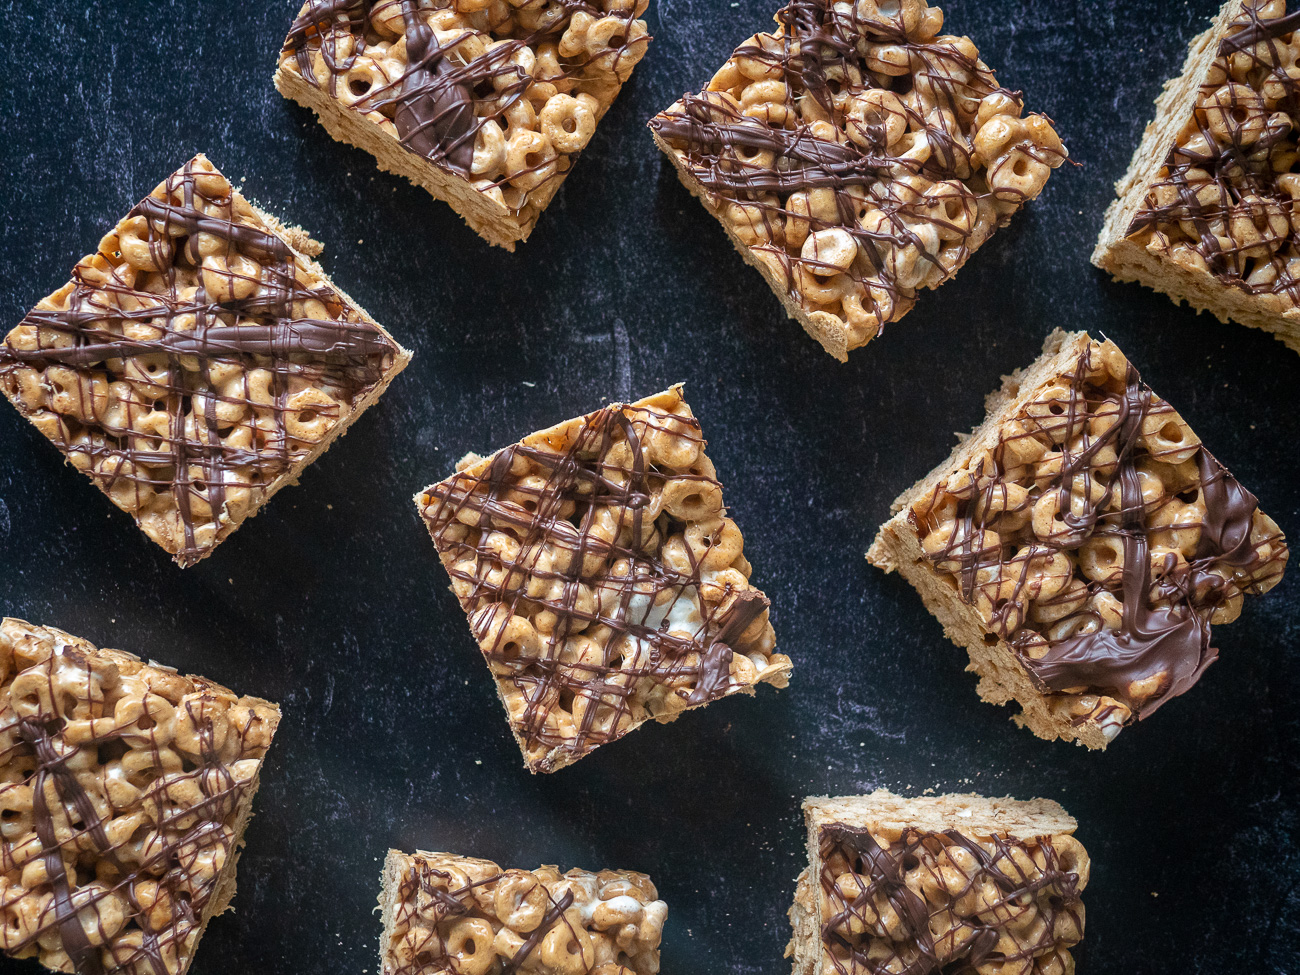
[1,0,1298,972]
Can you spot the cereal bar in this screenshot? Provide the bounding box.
[274,0,651,251]
[1095,0,1300,353]
[379,849,666,975]
[788,790,1087,975]
[414,385,791,772]
[0,154,412,568]
[0,618,281,975]
[649,0,1067,361]
[867,329,1289,748]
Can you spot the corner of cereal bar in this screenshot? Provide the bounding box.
[0,617,281,975]
[0,153,411,568]
[1094,0,1300,353]
[789,790,1087,975]
[649,0,1067,361]
[274,0,652,251]
[414,386,791,772]
[867,329,1288,748]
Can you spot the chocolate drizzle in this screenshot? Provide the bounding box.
[1127,1,1300,300]
[0,620,279,975]
[392,2,476,173]
[21,717,105,975]
[9,320,394,367]
[280,0,650,201]
[418,393,786,772]
[1222,8,1300,51]
[654,101,884,195]
[0,155,403,567]
[1195,446,1261,564]
[914,338,1288,726]
[818,823,1083,975]
[648,0,1066,349]
[502,890,575,974]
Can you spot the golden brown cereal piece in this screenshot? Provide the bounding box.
[867,329,1289,749]
[414,385,791,773]
[787,791,1088,975]
[0,154,412,568]
[1095,0,1300,353]
[0,617,281,975]
[274,0,652,251]
[649,0,1067,361]
[378,850,667,975]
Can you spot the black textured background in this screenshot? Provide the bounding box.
[1,1,1298,972]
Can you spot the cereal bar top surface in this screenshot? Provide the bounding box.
[0,154,407,567]
[1126,0,1300,307]
[278,0,650,221]
[383,850,666,975]
[816,820,1087,975]
[0,618,281,975]
[908,335,1288,740]
[416,387,790,772]
[649,0,1066,353]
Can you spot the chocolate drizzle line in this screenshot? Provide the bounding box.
[418,396,782,772]
[281,0,649,198]
[392,1,477,172]
[390,854,661,975]
[649,0,1066,340]
[503,890,575,974]
[0,623,277,975]
[1127,1,1300,300]
[818,823,1083,975]
[0,155,401,567]
[915,339,1288,723]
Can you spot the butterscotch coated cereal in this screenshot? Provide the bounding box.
[0,618,280,975]
[650,0,1067,361]
[275,0,651,250]
[414,386,792,772]
[0,154,411,567]
[1096,0,1300,352]
[790,792,1088,975]
[379,850,666,975]
[868,329,1288,748]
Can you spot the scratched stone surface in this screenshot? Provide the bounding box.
[1,1,1298,973]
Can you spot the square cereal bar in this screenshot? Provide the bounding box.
[867,329,1288,748]
[274,0,651,251]
[649,0,1067,361]
[0,618,281,975]
[379,849,666,974]
[1095,0,1300,353]
[788,790,1087,975]
[0,154,411,568]
[415,385,791,772]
